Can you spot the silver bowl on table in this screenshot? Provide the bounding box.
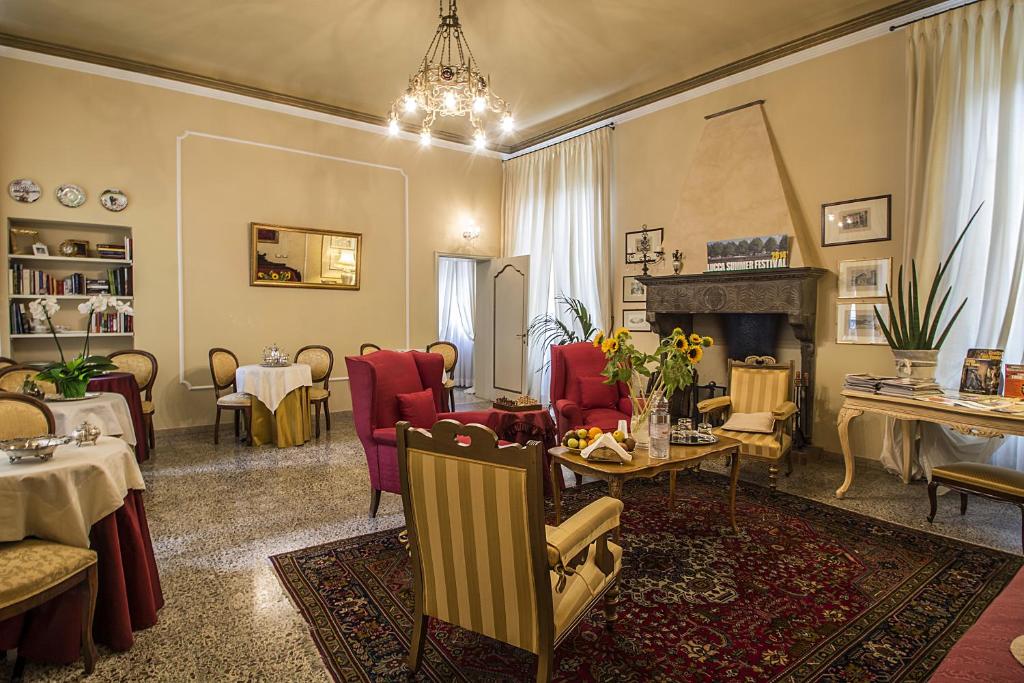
[0,435,73,463]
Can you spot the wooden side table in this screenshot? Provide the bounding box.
[548,435,743,539]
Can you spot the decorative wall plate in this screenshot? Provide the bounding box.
[8,178,41,203]
[55,184,86,208]
[99,188,128,212]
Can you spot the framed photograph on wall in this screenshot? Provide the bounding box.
[821,195,891,247]
[838,257,891,298]
[622,308,650,332]
[622,275,647,302]
[836,303,888,345]
[625,227,663,264]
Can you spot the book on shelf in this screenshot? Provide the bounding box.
[959,348,1003,395]
[1004,364,1024,400]
[91,311,133,333]
[96,242,127,259]
[8,264,132,297]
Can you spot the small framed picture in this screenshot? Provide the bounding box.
[838,257,891,299]
[836,303,888,345]
[623,275,646,302]
[625,227,663,264]
[821,195,891,247]
[31,242,49,256]
[622,309,650,332]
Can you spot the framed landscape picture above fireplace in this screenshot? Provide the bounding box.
[821,194,891,247]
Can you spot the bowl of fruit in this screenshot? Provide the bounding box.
[561,426,636,454]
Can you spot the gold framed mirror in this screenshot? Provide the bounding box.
[249,222,361,290]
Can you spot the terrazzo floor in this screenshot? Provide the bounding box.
[9,403,1022,682]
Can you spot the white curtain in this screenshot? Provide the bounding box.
[502,127,612,402]
[438,257,477,387]
[887,0,1024,477]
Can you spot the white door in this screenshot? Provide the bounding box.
[473,255,529,401]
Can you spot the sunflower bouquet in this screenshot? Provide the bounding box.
[594,326,713,432]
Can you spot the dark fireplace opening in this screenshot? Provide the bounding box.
[724,314,780,360]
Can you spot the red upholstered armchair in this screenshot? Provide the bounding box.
[346,350,497,517]
[550,342,632,437]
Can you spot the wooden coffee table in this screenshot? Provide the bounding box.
[548,435,743,538]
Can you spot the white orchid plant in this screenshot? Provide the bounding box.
[30,294,132,397]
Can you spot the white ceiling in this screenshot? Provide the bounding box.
[0,0,924,147]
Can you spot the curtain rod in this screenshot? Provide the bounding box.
[890,0,982,31]
[503,122,615,160]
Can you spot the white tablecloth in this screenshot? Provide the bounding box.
[48,392,137,446]
[0,436,145,548]
[235,363,313,412]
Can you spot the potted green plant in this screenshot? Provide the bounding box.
[873,204,982,380]
[29,294,130,398]
[596,326,712,446]
[526,295,599,369]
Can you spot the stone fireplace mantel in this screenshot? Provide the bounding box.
[639,267,827,442]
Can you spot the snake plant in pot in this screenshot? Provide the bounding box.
[29,294,129,398]
[872,204,982,381]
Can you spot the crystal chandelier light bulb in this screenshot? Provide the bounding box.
[419,129,432,146]
[404,95,418,113]
[473,130,486,150]
[443,90,457,110]
[501,112,515,133]
[388,118,400,136]
[473,96,486,113]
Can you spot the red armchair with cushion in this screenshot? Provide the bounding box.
[346,350,497,517]
[550,342,632,437]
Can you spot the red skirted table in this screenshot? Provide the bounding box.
[89,372,150,462]
[488,408,563,492]
[0,439,163,663]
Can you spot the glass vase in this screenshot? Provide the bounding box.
[630,413,649,448]
[57,378,89,399]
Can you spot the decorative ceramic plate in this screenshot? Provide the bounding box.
[55,183,86,208]
[99,188,128,212]
[8,178,41,203]
[43,392,101,402]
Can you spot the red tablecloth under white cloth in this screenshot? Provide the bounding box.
[0,437,162,663]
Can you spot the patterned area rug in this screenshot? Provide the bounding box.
[271,474,1023,681]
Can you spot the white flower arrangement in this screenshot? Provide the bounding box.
[28,295,60,322]
[77,293,134,317]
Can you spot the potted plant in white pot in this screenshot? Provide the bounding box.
[873,204,982,381]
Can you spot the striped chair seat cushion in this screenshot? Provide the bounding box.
[714,427,791,461]
[547,536,622,640]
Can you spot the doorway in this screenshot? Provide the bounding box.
[437,256,482,394]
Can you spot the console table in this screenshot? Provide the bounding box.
[835,389,1024,498]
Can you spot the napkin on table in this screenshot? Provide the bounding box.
[580,432,632,463]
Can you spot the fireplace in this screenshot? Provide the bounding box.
[639,267,826,443]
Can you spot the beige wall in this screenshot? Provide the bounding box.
[0,58,502,428]
[614,33,907,459]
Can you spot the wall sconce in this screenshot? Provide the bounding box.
[462,223,481,242]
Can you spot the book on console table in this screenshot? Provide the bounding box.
[843,374,898,392]
[843,374,941,396]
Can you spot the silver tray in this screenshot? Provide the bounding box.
[43,392,101,402]
[671,433,718,446]
[1,435,73,463]
[259,361,291,367]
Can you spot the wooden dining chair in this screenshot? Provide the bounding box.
[425,340,459,411]
[0,392,55,440]
[359,343,381,355]
[0,364,56,396]
[0,539,99,676]
[109,349,159,451]
[295,344,334,437]
[207,348,252,446]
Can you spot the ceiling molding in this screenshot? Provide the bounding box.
[0,0,950,156]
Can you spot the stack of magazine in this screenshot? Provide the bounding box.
[843,374,942,397]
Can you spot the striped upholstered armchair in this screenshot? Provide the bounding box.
[397,420,623,682]
[698,360,797,490]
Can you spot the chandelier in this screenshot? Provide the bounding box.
[388,0,513,149]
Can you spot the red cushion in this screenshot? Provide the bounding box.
[397,389,437,428]
[578,376,618,409]
[582,407,630,432]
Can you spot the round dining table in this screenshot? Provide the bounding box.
[46,391,136,448]
[235,363,313,447]
[0,436,163,663]
[89,372,150,462]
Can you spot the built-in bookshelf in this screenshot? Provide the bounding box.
[5,218,135,359]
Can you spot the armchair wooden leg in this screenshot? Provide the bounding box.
[574,473,583,487]
[768,463,779,491]
[213,406,222,444]
[960,493,968,516]
[234,409,241,438]
[81,564,98,674]
[604,578,620,631]
[407,613,428,672]
[369,488,382,518]
[147,414,156,451]
[314,401,321,438]
[324,398,331,432]
[785,450,793,476]
[535,647,554,683]
[927,481,938,522]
